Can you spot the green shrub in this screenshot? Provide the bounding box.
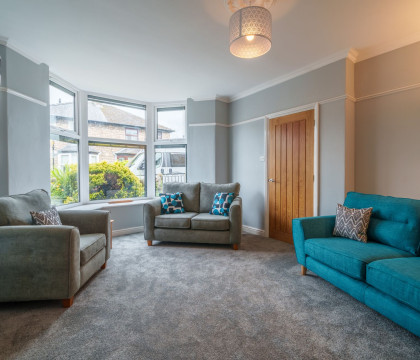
[89,161,144,200]
[50,161,144,204]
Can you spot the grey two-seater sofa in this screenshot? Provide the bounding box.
[0,189,110,307]
[144,182,242,249]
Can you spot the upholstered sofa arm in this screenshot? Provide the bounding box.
[229,196,242,244]
[292,216,336,266]
[0,225,81,301]
[143,198,161,241]
[59,210,111,260]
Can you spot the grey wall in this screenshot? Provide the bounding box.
[355,41,420,199]
[229,59,350,230]
[187,98,230,184]
[101,204,143,231]
[0,45,49,196]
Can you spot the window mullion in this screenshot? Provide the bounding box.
[79,91,89,204]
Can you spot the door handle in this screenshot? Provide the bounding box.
[268,178,275,183]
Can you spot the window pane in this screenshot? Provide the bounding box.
[49,82,76,132]
[88,142,146,200]
[157,107,186,141]
[155,145,186,196]
[88,97,146,141]
[50,135,79,205]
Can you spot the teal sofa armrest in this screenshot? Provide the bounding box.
[0,225,81,302]
[143,198,161,241]
[292,216,336,266]
[229,196,242,245]
[59,210,110,260]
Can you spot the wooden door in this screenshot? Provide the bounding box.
[268,110,314,243]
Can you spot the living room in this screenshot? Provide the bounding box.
[1,0,420,359]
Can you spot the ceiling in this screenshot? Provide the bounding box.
[0,0,420,102]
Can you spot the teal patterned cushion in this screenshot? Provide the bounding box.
[210,192,234,217]
[160,192,185,214]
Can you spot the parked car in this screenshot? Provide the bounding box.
[128,147,186,178]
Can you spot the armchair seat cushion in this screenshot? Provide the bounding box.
[367,258,420,312]
[305,237,413,280]
[191,213,230,231]
[80,233,106,266]
[154,212,197,229]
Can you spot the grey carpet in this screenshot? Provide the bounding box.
[1,233,419,360]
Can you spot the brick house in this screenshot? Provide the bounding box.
[50,101,173,169]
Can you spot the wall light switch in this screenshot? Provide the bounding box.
[259,156,265,162]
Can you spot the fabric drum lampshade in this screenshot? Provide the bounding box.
[229,6,272,59]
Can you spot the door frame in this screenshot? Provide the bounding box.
[264,102,319,236]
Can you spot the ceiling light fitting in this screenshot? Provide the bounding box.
[227,1,273,59]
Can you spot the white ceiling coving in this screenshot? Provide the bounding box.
[0,0,420,102]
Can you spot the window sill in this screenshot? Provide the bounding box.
[60,198,157,211]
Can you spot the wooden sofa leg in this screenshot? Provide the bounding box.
[147,240,153,246]
[233,244,239,250]
[62,297,74,308]
[101,262,107,270]
[301,266,307,276]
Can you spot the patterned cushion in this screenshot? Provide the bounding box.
[333,204,373,242]
[30,207,62,225]
[210,192,234,217]
[160,192,185,214]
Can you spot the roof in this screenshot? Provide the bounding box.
[50,102,173,132]
[58,144,99,154]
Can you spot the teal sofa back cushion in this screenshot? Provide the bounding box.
[344,192,420,255]
[0,189,51,226]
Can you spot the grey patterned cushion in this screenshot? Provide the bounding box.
[333,204,373,242]
[30,207,62,225]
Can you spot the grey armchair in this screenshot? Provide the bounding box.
[144,182,242,249]
[0,189,110,307]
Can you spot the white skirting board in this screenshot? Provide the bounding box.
[112,225,265,237]
[112,226,144,237]
[242,225,265,237]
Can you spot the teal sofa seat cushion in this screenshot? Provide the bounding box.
[305,237,413,280]
[80,233,106,266]
[344,192,420,255]
[367,258,420,312]
[0,189,50,226]
[154,212,197,229]
[191,213,230,231]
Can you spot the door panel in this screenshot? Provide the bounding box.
[268,110,314,243]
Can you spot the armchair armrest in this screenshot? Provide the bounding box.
[59,210,110,260]
[0,225,81,302]
[143,198,161,241]
[292,216,336,266]
[229,196,242,244]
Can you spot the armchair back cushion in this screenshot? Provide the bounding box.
[163,182,200,213]
[200,182,240,213]
[0,189,51,226]
[344,192,420,255]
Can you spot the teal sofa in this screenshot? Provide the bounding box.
[293,192,420,337]
[0,189,111,307]
[144,182,242,249]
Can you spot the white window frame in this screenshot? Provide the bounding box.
[48,77,188,204]
[153,103,188,196]
[85,93,148,202]
[154,105,187,145]
[49,75,81,207]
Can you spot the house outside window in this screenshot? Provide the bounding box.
[49,81,80,206]
[87,96,147,200]
[154,106,187,195]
